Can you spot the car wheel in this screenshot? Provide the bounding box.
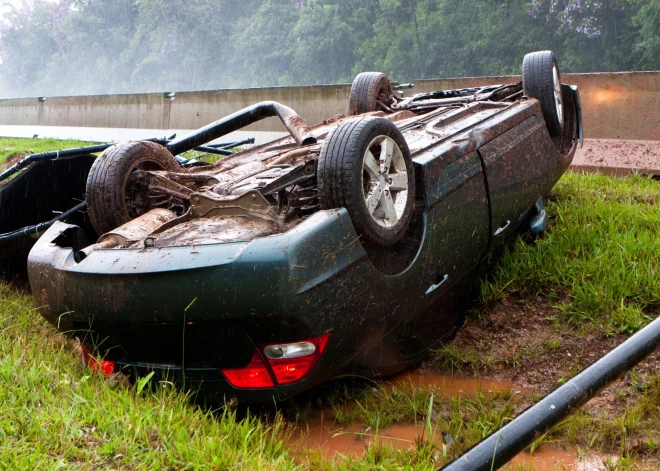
[522,51,564,137]
[86,141,180,235]
[348,72,395,116]
[318,117,415,247]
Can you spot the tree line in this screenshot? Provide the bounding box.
[0,0,658,98]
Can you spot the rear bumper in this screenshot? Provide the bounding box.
[28,209,370,401]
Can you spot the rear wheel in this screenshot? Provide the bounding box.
[522,51,564,137]
[348,72,395,116]
[86,141,179,235]
[318,117,415,247]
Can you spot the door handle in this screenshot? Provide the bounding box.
[425,274,449,295]
[494,220,511,236]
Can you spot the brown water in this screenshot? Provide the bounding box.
[291,409,622,469]
[289,371,652,469]
[387,371,520,396]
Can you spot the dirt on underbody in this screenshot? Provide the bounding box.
[421,292,660,417]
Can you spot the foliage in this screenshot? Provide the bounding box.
[482,171,660,336]
[0,0,658,98]
[0,280,297,470]
[0,137,96,168]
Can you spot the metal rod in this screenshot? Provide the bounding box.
[0,137,171,184]
[439,314,660,471]
[193,146,233,156]
[207,137,256,149]
[0,202,86,242]
[0,144,112,183]
[166,101,316,156]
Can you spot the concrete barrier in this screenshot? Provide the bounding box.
[0,84,351,135]
[0,71,657,141]
[416,71,660,141]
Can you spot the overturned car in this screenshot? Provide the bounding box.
[1,51,582,403]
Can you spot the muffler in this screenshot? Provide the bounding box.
[75,208,175,262]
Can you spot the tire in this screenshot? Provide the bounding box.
[86,141,179,235]
[348,72,394,116]
[318,117,415,247]
[523,51,564,137]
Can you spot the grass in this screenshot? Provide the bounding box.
[2,136,660,469]
[0,282,297,470]
[546,374,660,456]
[0,137,97,168]
[0,272,519,469]
[481,171,660,335]
[296,380,521,470]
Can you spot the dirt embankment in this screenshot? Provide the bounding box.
[0,153,24,172]
[422,293,660,417]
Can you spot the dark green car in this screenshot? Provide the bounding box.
[4,51,582,403]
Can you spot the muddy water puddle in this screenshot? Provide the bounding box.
[292,408,623,469]
[289,371,651,469]
[387,371,520,395]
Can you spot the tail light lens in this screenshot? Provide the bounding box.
[220,332,331,389]
[262,332,331,385]
[221,351,274,388]
[81,346,115,376]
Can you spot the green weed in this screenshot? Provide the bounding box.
[0,281,297,470]
[0,137,97,168]
[482,171,660,335]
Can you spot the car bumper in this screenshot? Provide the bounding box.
[28,209,374,401]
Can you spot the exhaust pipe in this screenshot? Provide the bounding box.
[75,209,175,262]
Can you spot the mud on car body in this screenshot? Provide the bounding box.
[1,51,582,403]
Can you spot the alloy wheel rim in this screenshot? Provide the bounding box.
[361,135,408,228]
[553,65,563,125]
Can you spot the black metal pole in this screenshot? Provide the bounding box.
[193,145,233,156]
[207,137,256,149]
[440,314,660,471]
[0,202,86,242]
[166,101,316,156]
[0,144,112,183]
[0,137,171,184]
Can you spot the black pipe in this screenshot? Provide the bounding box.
[207,137,256,149]
[166,101,316,156]
[0,202,86,242]
[0,144,112,183]
[193,145,233,156]
[0,137,172,184]
[439,314,660,471]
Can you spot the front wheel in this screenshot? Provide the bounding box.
[318,117,415,247]
[522,51,564,137]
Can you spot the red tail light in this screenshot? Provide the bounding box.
[261,332,331,385]
[81,346,115,376]
[221,351,275,388]
[220,333,331,389]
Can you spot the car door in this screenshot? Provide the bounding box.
[478,114,556,243]
[398,149,490,357]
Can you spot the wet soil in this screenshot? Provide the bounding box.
[420,293,660,417]
[289,371,655,469]
[572,139,660,176]
[289,295,659,467]
[0,152,24,172]
[288,372,509,459]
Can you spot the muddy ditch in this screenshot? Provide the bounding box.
[281,292,660,469]
[284,369,658,469]
[422,293,660,418]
